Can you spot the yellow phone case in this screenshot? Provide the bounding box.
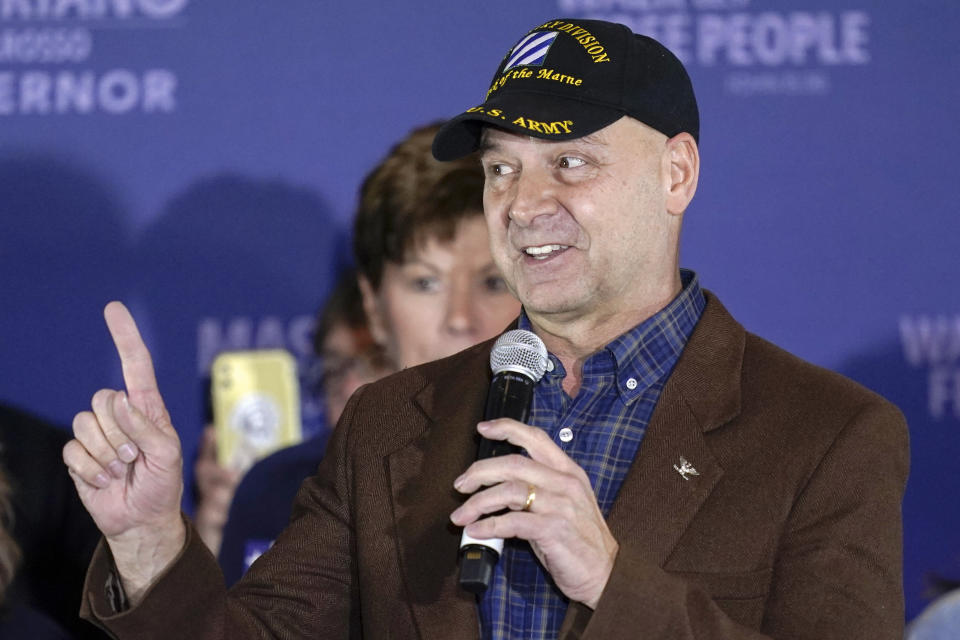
[211,349,302,472]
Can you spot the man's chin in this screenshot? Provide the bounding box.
[520,289,591,321]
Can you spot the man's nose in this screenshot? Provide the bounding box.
[508,167,558,227]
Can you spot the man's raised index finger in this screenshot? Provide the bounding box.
[104,301,160,396]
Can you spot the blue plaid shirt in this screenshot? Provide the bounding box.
[478,269,705,640]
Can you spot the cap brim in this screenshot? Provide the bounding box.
[432,92,625,161]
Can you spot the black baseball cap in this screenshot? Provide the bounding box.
[432,18,699,161]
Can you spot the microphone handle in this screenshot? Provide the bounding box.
[459,371,535,594]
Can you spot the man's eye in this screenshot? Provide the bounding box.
[558,156,586,169]
[488,163,514,177]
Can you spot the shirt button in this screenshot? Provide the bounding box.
[559,428,573,443]
[626,377,638,390]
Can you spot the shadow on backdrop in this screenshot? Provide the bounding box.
[132,174,348,513]
[0,155,132,426]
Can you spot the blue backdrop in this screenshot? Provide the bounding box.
[1,0,957,622]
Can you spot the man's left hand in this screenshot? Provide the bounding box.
[450,418,619,609]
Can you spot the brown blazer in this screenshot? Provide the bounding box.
[82,294,909,639]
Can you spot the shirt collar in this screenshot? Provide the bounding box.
[518,269,705,403]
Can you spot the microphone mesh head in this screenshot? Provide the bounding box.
[489,329,549,382]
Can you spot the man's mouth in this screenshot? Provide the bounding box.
[523,244,569,260]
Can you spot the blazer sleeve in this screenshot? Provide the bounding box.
[80,389,366,639]
[563,399,909,640]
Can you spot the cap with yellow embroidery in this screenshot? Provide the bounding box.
[432,18,699,161]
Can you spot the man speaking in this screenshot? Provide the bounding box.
[63,18,908,639]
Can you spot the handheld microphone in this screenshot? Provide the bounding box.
[458,329,549,594]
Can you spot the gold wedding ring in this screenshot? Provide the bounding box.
[522,484,537,512]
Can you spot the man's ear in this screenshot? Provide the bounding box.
[357,275,390,348]
[664,132,700,216]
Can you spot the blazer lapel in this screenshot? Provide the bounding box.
[605,383,725,565]
[608,292,745,566]
[386,341,494,639]
[563,293,745,635]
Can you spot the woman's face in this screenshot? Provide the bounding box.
[361,215,521,369]
[319,323,392,427]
